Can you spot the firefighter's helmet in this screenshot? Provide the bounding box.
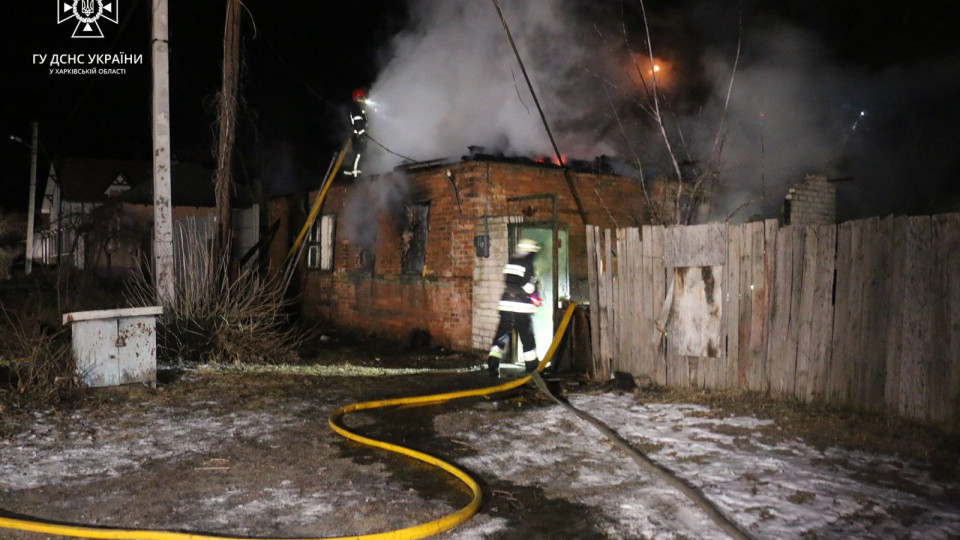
[516,238,540,254]
[352,88,367,103]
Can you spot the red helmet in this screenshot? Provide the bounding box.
[352,88,367,102]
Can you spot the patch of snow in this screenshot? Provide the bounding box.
[436,392,960,539]
[0,405,305,491]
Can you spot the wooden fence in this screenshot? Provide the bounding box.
[585,214,960,431]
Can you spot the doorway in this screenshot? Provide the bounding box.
[507,225,569,362]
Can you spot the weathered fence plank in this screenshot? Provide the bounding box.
[809,224,836,402]
[884,217,908,413]
[737,223,754,387]
[664,224,727,267]
[586,225,601,378]
[614,229,624,374]
[767,224,794,394]
[859,217,887,412]
[748,220,775,392]
[932,214,960,429]
[626,228,643,376]
[795,226,819,401]
[586,213,960,430]
[601,228,614,379]
[639,225,655,379]
[784,226,806,396]
[725,224,742,388]
[900,216,934,420]
[927,215,950,425]
[650,225,667,386]
[829,220,858,405]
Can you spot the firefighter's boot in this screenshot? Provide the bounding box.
[487,356,500,378]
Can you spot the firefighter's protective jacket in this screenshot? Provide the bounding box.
[498,251,539,313]
[348,101,367,138]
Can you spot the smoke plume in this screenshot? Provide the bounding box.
[340,172,410,251]
[362,0,960,221]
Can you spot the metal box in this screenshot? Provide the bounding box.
[62,307,163,388]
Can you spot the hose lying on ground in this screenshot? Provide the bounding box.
[0,306,577,540]
[529,371,753,540]
[0,301,749,539]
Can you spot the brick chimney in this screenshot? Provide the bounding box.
[783,173,836,225]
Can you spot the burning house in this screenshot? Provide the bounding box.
[270,151,666,358]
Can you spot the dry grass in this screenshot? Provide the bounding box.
[0,267,130,415]
[125,222,306,365]
[0,212,25,281]
[0,303,77,410]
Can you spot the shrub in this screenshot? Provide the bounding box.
[126,222,305,364]
[0,304,77,408]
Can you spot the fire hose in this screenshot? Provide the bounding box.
[0,301,750,539]
[0,307,576,540]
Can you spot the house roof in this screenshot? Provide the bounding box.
[55,158,151,202]
[118,163,256,207]
[54,158,254,207]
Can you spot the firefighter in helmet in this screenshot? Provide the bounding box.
[487,238,542,377]
[345,89,367,177]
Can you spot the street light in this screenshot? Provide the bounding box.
[8,123,39,275]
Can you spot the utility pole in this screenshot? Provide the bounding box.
[24,122,38,275]
[151,0,175,308]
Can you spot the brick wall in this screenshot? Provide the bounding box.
[784,174,836,225]
[470,216,510,350]
[290,159,649,352]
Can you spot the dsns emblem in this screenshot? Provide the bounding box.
[57,0,119,39]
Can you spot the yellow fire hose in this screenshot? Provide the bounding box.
[0,304,578,540]
[286,138,352,263]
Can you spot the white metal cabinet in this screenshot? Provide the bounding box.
[62,307,163,388]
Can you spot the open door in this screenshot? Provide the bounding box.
[508,225,569,362]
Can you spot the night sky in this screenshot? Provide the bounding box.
[1,1,958,218]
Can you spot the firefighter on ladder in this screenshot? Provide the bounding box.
[345,88,367,178]
[487,238,543,378]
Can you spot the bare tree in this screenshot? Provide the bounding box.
[213,0,243,254]
[613,0,743,225]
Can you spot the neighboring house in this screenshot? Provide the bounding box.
[39,158,259,276]
[39,158,149,270]
[270,152,668,357]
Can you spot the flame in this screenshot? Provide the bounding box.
[535,155,565,166]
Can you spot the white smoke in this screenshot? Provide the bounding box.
[359,0,960,221]
[690,24,862,219]
[340,172,410,251]
[365,0,626,174]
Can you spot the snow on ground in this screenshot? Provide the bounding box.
[437,392,960,539]
[0,404,304,491]
[1,374,958,539]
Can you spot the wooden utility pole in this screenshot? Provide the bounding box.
[214,0,242,254]
[24,122,38,275]
[151,0,175,307]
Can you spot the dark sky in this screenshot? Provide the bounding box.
[1,0,958,217]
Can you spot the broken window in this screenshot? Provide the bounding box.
[306,214,335,271]
[401,202,429,275]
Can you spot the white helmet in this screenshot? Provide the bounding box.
[516,238,540,254]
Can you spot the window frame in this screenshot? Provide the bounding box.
[306,213,335,272]
[401,202,430,275]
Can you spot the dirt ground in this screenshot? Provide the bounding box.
[1,336,958,539]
